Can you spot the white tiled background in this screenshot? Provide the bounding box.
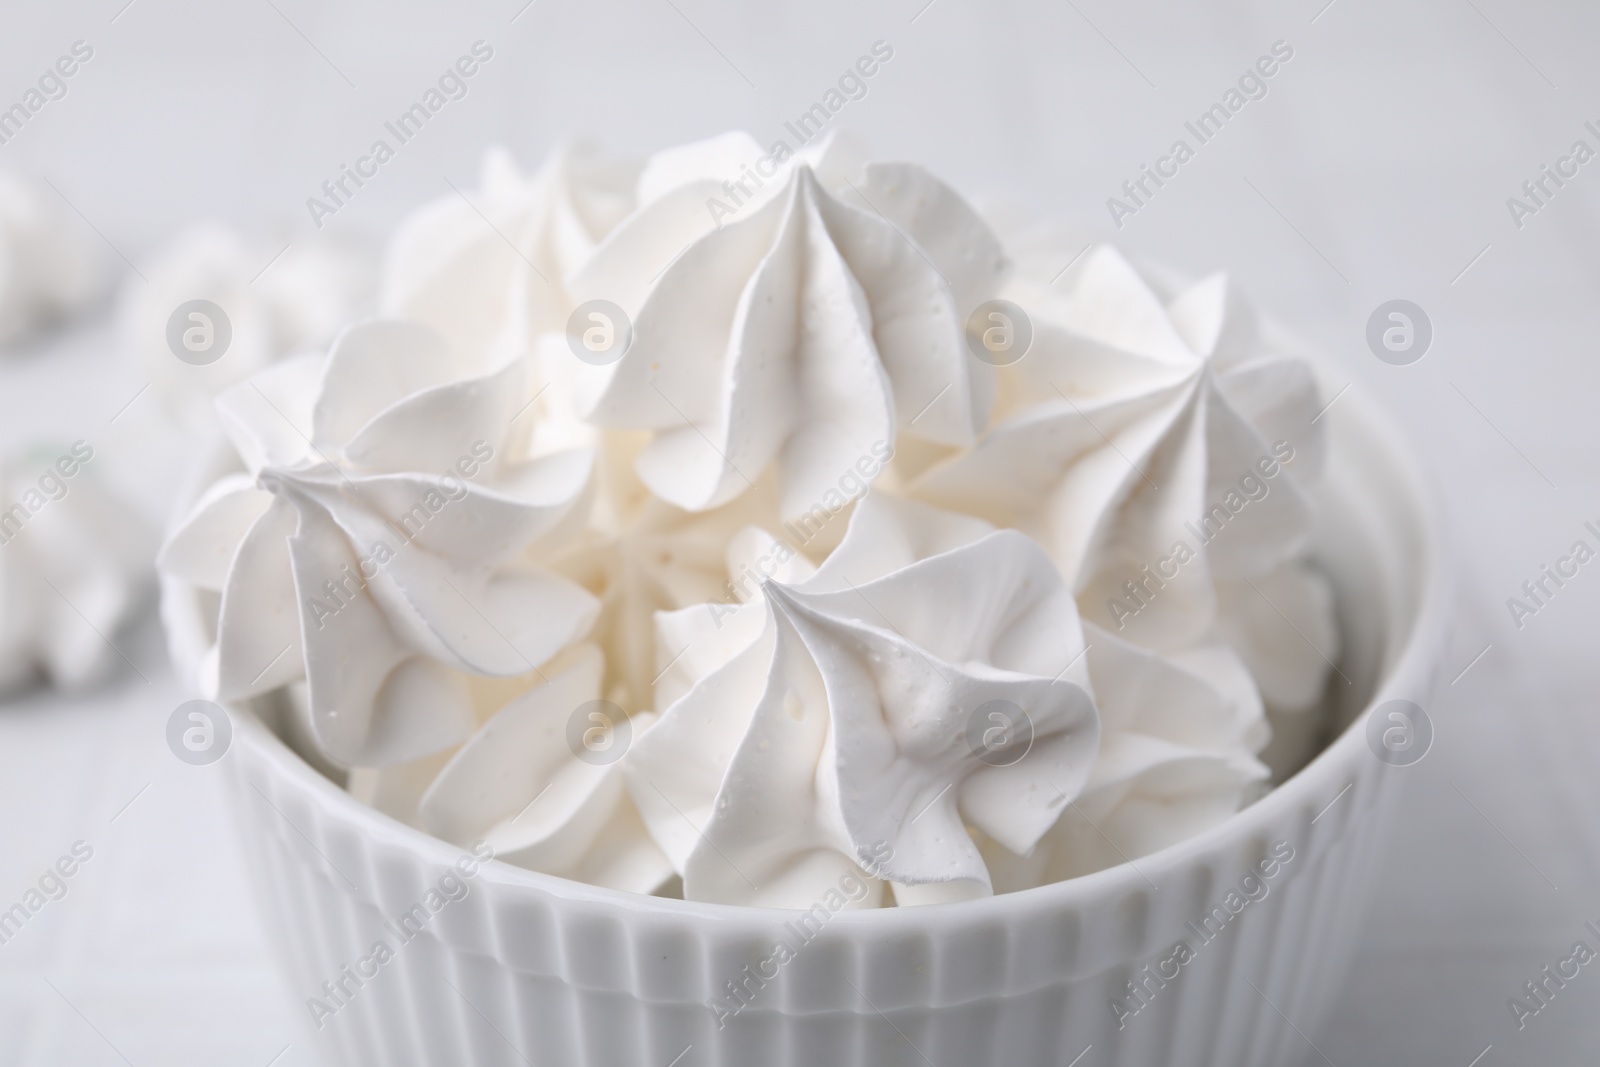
[2,1,1598,1064]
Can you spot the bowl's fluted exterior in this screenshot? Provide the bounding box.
[221,387,1448,1067]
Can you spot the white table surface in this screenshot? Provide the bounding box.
[3,1,1600,1064]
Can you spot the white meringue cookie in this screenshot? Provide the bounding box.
[914,245,1326,653]
[121,224,372,429]
[383,144,639,370]
[416,644,673,893]
[570,132,1006,519]
[981,621,1270,889]
[628,493,1100,907]
[0,445,151,695]
[382,144,639,463]
[0,171,106,347]
[158,319,599,767]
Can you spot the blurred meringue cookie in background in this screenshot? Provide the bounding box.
[0,441,152,696]
[120,224,373,430]
[0,170,107,348]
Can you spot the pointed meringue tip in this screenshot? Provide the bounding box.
[757,575,803,600]
[756,577,816,624]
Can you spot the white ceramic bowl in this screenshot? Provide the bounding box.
[218,386,1448,1067]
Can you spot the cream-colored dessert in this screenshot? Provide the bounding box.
[159,133,1337,905]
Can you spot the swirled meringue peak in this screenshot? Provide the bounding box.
[628,493,1100,907]
[382,146,642,462]
[383,143,639,372]
[569,132,1007,520]
[158,319,598,766]
[982,622,1269,888]
[915,245,1327,649]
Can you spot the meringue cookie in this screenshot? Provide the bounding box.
[571,132,1006,519]
[0,170,106,347]
[158,320,598,766]
[914,245,1326,647]
[383,145,639,461]
[417,644,674,893]
[0,444,151,695]
[982,622,1269,888]
[122,225,372,429]
[383,143,639,371]
[629,493,1100,907]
